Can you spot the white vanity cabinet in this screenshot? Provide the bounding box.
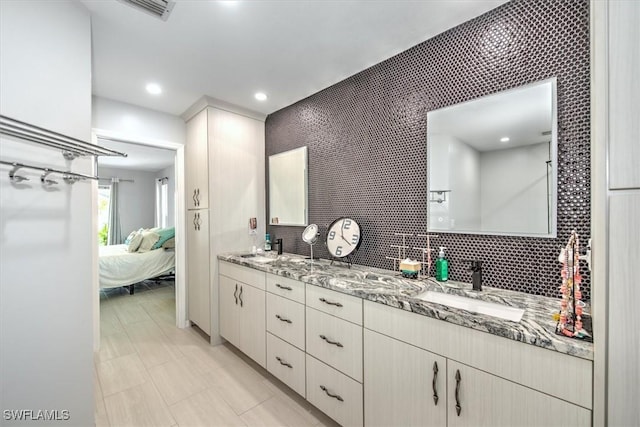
[364,329,446,427]
[219,262,266,367]
[305,285,364,426]
[364,300,592,427]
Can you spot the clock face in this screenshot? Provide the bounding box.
[326,218,362,258]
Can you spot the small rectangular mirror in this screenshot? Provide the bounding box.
[427,78,557,237]
[269,146,308,226]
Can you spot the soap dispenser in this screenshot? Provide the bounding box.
[435,247,448,282]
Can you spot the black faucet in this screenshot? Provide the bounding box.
[273,238,283,255]
[468,260,483,291]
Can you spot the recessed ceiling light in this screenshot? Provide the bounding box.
[500,137,510,142]
[254,92,267,101]
[146,83,162,95]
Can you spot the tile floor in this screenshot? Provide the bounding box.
[95,281,338,427]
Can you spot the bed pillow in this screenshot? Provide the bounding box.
[126,232,143,252]
[138,231,160,253]
[161,237,175,249]
[152,227,175,250]
[124,230,137,245]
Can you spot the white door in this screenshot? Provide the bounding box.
[364,329,446,427]
[187,209,210,334]
[447,361,590,427]
[238,283,266,367]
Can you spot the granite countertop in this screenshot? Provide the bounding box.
[218,252,594,360]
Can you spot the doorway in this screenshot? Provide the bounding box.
[91,130,187,351]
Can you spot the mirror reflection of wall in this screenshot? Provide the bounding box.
[427,78,557,237]
[268,146,308,226]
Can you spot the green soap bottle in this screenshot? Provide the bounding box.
[435,247,448,282]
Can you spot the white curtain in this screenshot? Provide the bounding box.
[107,178,122,245]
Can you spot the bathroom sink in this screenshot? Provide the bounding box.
[415,291,525,322]
[238,254,275,263]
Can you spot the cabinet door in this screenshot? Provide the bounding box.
[364,330,446,427]
[219,274,240,348]
[238,283,266,367]
[185,108,209,209]
[187,210,210,334]
[447,361,591,427]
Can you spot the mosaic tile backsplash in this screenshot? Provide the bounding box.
[266,0,591,299]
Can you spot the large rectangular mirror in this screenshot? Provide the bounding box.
[427,78,557,237]
[269,146,308,226]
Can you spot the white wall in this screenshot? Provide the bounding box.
[428,134,480,231]
[480,142,549,234]
[98,167,157,237]
[156,164,176,228]
[0,1,94,425]
[93,96,186,145]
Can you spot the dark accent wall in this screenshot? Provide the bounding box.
[266,0,590,299]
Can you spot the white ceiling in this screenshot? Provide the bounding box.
[83,0,508,117]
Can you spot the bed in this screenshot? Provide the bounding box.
[99,244,175,293]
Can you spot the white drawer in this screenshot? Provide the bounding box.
[266,333,306,398]
[219,261,266,290]
[306,354,363,427]
[306,307,363,382]
[266,293,305,350]
[306,284,362,325]
[266,273,305,304]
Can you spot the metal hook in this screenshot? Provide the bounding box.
[62,174,82,185]
[9,164,29,182]
[40,170,58,186]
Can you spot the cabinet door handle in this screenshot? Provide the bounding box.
[234,283,238,305]
[455,369,462,416]
[239,285,243,307]
[196,188,200,206]
[275,314,292,324]
[432,361,439,405]
[193,213,198,230]
[319,297,343,307]
[319,334,343,348]
[276,283,292,291]
[192,189,197,206]
[197,212,202,230]
[319,385,343,402]
[275,356,292,368]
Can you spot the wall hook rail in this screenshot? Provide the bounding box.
[1,160,98,184]
[0,115,127,159]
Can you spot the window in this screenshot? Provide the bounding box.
[156,178,169,228]
[98,185,110,245]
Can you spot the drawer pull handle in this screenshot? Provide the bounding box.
[319,334,343,348]
[455,369,462,416]
[275,356,292,368]
[432,361,439,405]
[275,314,292,324]
[234,283,238,305]
[320,385,343,402]
[319,297,343,307]
[276,284,292,291]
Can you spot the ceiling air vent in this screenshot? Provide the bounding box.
[117,0,176,21]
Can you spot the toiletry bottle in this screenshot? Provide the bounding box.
[264,233,272,251]
[435,247,448,282]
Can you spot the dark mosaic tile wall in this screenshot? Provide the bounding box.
[266,0,591,299]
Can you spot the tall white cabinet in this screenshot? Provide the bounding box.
[184,103,265,343]
[592,1,640,425]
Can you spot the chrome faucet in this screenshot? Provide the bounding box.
[468,260,483,291]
